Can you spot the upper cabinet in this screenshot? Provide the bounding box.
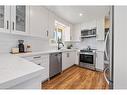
[0,5,29,35]
[81,20,96,30]
[71,24,81,41]
[0,6,10,33]
[30,6,50,38]
[0,6,71,40]
[64,26,71,41]
[72,17,105,41]
[11,6,30,35]
[96,17,105,40]
[48,11,55,39]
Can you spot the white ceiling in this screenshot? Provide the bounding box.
[46,6,111,24]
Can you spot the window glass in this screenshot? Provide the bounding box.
[54,21,65,42]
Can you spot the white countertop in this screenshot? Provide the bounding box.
[14,49,78,57]
[0,54,44,89]
[0,49,78,89]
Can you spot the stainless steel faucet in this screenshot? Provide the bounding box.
[57,41,64,50]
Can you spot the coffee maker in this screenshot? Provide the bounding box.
[18,40,25,53]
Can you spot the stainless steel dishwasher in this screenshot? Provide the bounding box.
[49,52,62,78]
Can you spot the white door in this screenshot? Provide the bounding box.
[30,6,49,38]
[11,6,29,35]
[0,6,10,33]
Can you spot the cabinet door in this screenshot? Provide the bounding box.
[64,26,71,41]
[72,24,81,41]
[40,54,49,81]
[69,51,76,66]
[62,51,75,71]
[62,52,69,71]
[75,51,79,65]
[96,51,104,71]
[48,11,55,39]
[11,6,29,35]
[96,17,105,40]
[30,6,49,38]
[23,54,49,82]
[0,6,10,33]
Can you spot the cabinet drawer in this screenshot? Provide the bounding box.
[24,55,42,60]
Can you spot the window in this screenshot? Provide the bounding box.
[51,20,71,45]
[54,20,65,42]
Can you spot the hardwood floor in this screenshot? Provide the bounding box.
[42,65,109,89]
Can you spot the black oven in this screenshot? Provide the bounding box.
[79,52,96,70]
[80,54,93,64]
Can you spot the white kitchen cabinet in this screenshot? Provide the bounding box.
[48,11,55,39]
[23,54,49,82]
[96,51,104,71]
[30,6,49,38]
[40,54,49,81]
[63,26,71,41]
[81,20,96,30]
[0,6,11,33]
[75,51,79,65]
[72,24,81,41]
[11,6,30,35]
[62,51,76,71]
[0,6,29,35]
[96,17,105,40]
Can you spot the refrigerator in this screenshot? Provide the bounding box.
[104,6,113,89]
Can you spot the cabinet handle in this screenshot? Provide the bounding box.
[33,56,41,59]
[6,20,9,29]
[12,22,14,30]
[46,30,48,37]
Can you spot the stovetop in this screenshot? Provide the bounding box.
[80,49,93,52]
[80,48,96,54]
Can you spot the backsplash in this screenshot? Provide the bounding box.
[0,33,56,53]
[73,37,97,49]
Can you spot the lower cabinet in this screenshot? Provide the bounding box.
[96,51,104,71]
[23,54,49,82]
[75,51,80,65]
[40,54,49,81]
[62,51,76,71]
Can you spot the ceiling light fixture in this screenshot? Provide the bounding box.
[79,13,83,16]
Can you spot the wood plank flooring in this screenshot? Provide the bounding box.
[42,65,109,89]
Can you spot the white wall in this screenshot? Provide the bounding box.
[114,6,127,89]
[0,6,73,53]
[77,38,97,49]
[0,33,55,53]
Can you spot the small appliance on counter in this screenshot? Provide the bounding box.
[18,40,25,53]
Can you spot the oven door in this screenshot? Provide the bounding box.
[80,53,93,64]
